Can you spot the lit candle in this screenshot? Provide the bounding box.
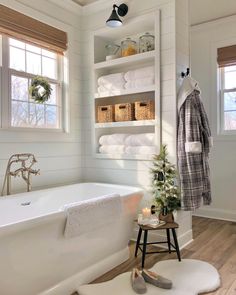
[142,207,151,219]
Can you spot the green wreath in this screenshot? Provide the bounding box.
[29,76,52,103]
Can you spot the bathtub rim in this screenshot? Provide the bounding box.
[0,182,143,237]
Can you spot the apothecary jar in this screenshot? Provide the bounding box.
[139,32,155,53]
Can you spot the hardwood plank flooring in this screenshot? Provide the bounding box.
[72,217,236,295]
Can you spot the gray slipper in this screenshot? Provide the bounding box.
[142,269,172,289]
[131,268,147,294]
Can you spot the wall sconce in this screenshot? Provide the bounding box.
[106,3,128,28]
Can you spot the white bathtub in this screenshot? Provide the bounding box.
[0,182,143,295]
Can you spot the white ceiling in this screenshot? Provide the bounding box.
[71,0,236,25]
[72,0,98,6]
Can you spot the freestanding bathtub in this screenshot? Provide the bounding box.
[0,182,143,295]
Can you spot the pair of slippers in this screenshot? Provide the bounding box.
[131,268,172,294]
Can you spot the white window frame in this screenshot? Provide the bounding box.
[0,35,66,133]
[219,66,236,135]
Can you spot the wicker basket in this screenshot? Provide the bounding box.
[97,105,114,123]
[115,103,135,122]
[135,100,155,120]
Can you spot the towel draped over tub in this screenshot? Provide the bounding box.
[64,194,122,238]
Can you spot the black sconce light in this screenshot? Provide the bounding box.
[106,3,128,28]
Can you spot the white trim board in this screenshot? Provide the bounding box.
[191,14,236,31]
[193,207,236,222]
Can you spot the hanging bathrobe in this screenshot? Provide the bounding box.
[177,76,213,211]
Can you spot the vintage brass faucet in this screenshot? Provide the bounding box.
[1,153,40,196]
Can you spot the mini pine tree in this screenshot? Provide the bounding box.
[151,145,181,214]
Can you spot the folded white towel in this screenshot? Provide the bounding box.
[125,133,155,146]
[98,83,125,93]
[64,194,121,238]
[124,66,154,81]
[99,134,129,145]
[98,73,125,86]
[99,145,126,154]
[124,77,154,89]
[125,145,157,155]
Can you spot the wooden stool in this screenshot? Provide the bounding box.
[135,221,181,268]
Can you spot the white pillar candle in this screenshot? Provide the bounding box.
[142,207,151,219]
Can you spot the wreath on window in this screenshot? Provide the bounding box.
[29,76,52,103]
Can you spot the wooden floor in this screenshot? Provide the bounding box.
[74,216,236,295]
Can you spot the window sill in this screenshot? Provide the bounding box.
[0,126,74,143]
[213,131,236,141]
[4,126,65,133]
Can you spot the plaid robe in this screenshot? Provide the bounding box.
[177,89,213,211]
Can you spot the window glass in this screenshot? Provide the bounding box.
[221,66,236,132]
[10,47,25,71]
[8,37,62,129]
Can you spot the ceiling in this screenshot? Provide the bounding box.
[72,0,99,6]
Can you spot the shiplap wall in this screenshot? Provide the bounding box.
[191,16,236,221]
[82,0,178,207]
[0,0,83,194]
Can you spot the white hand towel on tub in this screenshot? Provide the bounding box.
[124,77,154,89]
[64,194,121,238]
[98,73,125,86]
[125,145,157,155]
[99,145,125,154]
[124,66,154,81]
[99,134,130,145]
[125,133,155,146]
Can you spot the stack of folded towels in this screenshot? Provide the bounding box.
[99,133,157,155]
[124,66,155,90]
[97,73,125,96]
[97,66,155,96]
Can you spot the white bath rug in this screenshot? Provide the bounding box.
[77,259,220,295]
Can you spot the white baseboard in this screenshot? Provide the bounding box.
[193,207,236,222]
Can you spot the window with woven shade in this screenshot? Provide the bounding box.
[0,4,68,130]
[218,45,236,132]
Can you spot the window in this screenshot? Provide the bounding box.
[219,66,236,132]
[0,4,68,131]
[7,37,62,129]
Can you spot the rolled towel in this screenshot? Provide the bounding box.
[125,146,157,155]
[98,83,125,93]
[98,73,125,86]
[99,134,130,145]
[124,77,154,89]
[124,66,154,81]
[99,145,126,154]
[125,133,155,146]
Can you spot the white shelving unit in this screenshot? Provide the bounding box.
[91,11,161,161]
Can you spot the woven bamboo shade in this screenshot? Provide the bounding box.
[0,4,67,54]
[217,45,236,68]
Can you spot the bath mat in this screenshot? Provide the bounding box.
[77,259,220,295]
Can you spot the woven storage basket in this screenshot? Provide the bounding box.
[97,105,114,123]
[135,100,155,120]
[115,103,135,122]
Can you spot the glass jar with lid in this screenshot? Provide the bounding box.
[105,44,120,60]
[121,38,137,57]
[139,32,155,53]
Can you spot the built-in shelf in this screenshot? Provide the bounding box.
[94,50,155,70]
[95,120,156,129]
[92,10,160,161]
[95,85,155,99]
[95,153,153,161]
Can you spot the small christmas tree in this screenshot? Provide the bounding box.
[151,145,181,214]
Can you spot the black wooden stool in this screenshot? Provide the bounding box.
[135,221,181,268]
